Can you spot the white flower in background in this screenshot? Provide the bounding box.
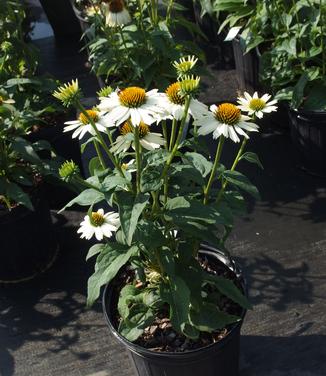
[103,0,131,27]
[77,209,120,241]
[85,4,100,18]
[195,103,259,143]
[161,82,207,121]
[99,87,165,127]
[121,158,136,172]
[173,55,198,77]
[111,122,164,153]
[0,95,15,105]
[237,92,278,119]
[63,109,110,140]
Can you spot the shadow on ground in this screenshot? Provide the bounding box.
[241,334,326,376]
[0,213,100,376]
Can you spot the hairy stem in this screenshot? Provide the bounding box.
[216,137,248,204]
[134,125,142,193]
[203,135,225,204]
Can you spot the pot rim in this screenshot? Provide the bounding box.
[102,245,247,358]
[290,108,326,117]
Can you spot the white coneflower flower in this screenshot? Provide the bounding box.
[173,55,198,77]
[0,95,15,105]
[103,0,131,27]
[63,109,111,140]
[161,81,207,121]
[237,92,278,119]
[111,121,164,153]
[195,103,259,143]
[99,87,165,127]
[77,209,120,241]
[85,4,100,17]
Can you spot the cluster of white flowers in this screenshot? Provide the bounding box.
[63,57,278,241]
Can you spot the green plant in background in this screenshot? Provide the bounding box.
[0,0,39,82]
[75,0,206,89]
[0,100,59,211]
[259,0,326,110]
[210,0,326,110]
[54,56,277,343]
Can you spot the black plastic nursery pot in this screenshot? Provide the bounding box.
[103,245,246,376]
[232,38,260,92]
[69,0,92,36]
[0,188,58,283]
[289,108,326,177]
[39,0,82,40]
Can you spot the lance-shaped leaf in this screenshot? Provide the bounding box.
[87,243,138,306]
[160,276,190,334]
[117,191,150,246]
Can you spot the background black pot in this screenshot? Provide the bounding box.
[39,0,82,40]
[289,108,326,177]
[0,187,58,283]
[26,111,83,208]
[69,0,92,36]
[232,38,260,92]
[103,245,246,376]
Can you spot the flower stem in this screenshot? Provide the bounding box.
[166,0,175,24]
[162,96,191,203]
[169,118,177,151]
[75,101,124,178]
[93,140,106,169]
[162,120,168,150]
[134,125,142,193]
[216,137,248,204]
[203,135,225,205]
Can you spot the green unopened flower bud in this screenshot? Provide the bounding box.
[97,86,113,98]
[53,79,82,107]
[173,55,198,78]
[59,160,80,182]
[178,75,200,96]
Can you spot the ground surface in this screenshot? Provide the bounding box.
[1,3,326,376]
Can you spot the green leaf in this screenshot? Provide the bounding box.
[291,73,308,109]
[88,157,104,176]
[102,175,129,192]
[222,170,260,199]
[118,284,141,319]
[204,274,252,309]
[59,188,104,213]
[303,82,326,111]
[190,302,240,332]
[183,152,213,177]
[4,181,33,210]
[170,164,204,186]
[160,276,190,333]
[119,304,155,341]
[140,165,163,192]
[240,152,264,169]
[87,244,138,306]
[157,248,175,277]
[117,192,150,246]
[86,243,106,261]
[134,221,167,250]
[11,137,42,166]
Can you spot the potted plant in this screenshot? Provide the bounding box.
[0,98,59,283]
[53,56,277,375]
[202,0,266,92]
[258,1,326,176]
[70,0,206,90]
